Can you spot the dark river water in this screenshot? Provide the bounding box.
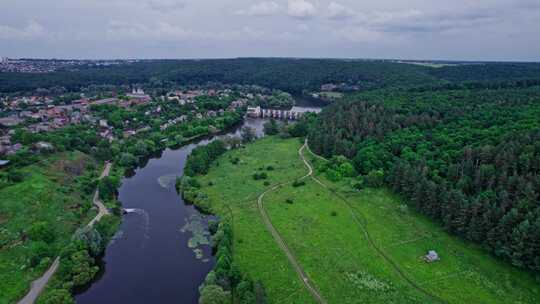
[76,102,320,304]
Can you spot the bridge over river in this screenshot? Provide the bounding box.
[247,106,319,120]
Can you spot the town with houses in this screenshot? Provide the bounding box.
[0,57,136,73]
[0,85,298,162]
[0,79,341,167]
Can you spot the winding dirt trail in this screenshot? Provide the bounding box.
[302,142,447,304]
[18,162,113,304]
[88,162,112,227]
[256,141,327,304]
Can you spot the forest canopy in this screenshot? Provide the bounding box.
[2,59,540,94]
[307,85,540,274]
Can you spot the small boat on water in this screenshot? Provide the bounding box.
[122,208,138,214]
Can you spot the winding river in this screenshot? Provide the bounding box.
[76,102,320,304]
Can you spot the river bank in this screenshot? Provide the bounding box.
[74,117,267,304]
[74,100,320,303]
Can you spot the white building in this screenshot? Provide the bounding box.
[246,106,261,118]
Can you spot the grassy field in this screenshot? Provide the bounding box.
[0,152,100,304]
[195,136,540,304]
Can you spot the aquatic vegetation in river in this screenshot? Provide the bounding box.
[158,174,179,189]
[181,213,211,260]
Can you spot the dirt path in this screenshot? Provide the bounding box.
[88,162,112,227]
[256,141,327,304]
[301,142,447,304]
[18,162,113,304]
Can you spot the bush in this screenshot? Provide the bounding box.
[252,172,268,180]
[285,198,294,204]
[398,204,409,214]
[98,176,120,201]
[118,152,138,168]
[331,211,338,217]
[176,176,201,191]
[263,181,270,186]
[28,221,56,243]
[185,140,227,176]
[73,227,104,257]
[199,284,230,304]
[364,170,385,188]
[266,165,274,171]
[292,180,306,187]
[29,241,52,267]
[58,246,98,288]
[263,119,279,135]
[7,170,24,183]
[41,289,75,304]
[95,215,121,243]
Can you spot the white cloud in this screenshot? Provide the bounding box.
[106,20,266,42]
[353,9,501,34]
[237,1,280,16]
[107,20,194,40]
[288,0,317,19]
[327,2,355,20]
[0,20,45,39]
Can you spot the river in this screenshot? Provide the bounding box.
[75,103,320,304]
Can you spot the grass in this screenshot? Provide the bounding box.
[196,136,540,304]
[0,152,99,304]
[197,137,315,303]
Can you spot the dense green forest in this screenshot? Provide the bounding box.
[307,86,540,275]
[2,59,540,94]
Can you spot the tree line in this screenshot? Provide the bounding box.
[307,85,540,274]
[4,59,540,95]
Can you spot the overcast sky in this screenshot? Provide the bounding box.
[1,0,539,61]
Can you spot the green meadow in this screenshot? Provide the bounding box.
[195,136,540,304]
[0,152,100,304]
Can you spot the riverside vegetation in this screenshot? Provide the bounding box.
[0,152,120,304]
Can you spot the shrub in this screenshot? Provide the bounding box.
[398,204,409,214]
[208,220,219,235]
[7,170,24,183]
[266,165,274,171]
[29,241,52,267]
[98,176,120,201]
[292,180,306,187]
[118,152,138,168]
[199,284,230,304]
[285,198,294,204]
[325,169,342,182]
[364,170,385,188]
[331,211,338,217]
[263,181,270,186]
[185,140,227,176]
[41,289,75,304]
[263,119,279,135]
[28,221,56,243]
[252,172,268,180]
[73,226,104,256]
